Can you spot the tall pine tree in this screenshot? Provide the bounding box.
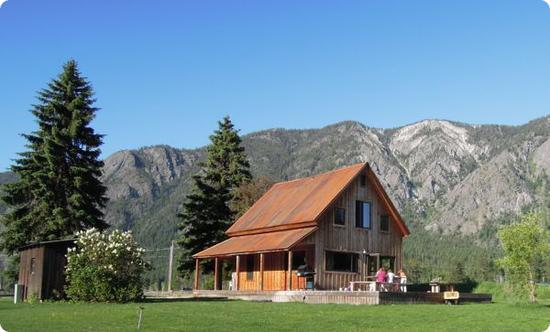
[177,116,251,274]
[1,60,108,253]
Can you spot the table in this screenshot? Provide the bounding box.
[349,281,377,292]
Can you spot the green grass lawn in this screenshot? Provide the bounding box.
[1,296,549,332]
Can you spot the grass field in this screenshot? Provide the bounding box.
[1,297,549,332]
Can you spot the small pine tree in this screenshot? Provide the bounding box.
[1,60,107,254]
[177,116,251,274]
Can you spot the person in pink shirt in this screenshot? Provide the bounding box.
[375,266,387,291]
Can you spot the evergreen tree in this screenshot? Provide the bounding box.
[177,116,251,274]
[1,60,108,253]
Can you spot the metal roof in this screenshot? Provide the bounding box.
[18,238,76,251]
[193,227,316,258]
[195,162,409,258]
[226,163,367,236]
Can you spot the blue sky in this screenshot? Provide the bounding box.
[1,0,550,170]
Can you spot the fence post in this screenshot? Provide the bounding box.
[167,241,174,291]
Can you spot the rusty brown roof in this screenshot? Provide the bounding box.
[193,227,316,258]
[226,163,368,236]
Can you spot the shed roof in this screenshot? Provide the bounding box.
[18,238,76,251]
[193,227,316,258]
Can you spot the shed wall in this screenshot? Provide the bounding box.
[18,246,44,300]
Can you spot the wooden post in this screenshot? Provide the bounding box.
[287,251,293,290]
[235,255,240,291]
[194,258,200,290]
[167,241,174,291]
[214,257,220,290]
[259,253,265,291]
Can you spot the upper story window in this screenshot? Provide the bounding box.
[355,201,371,229]
[380,215,390,232]
[360,174,366,187]
[334,207,346,226]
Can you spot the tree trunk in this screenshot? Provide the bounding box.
[528,271,537,304]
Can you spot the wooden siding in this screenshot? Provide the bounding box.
[238,253,286,291]
[41,244,70,299]
[18,246,44,299]
[237,248,315,291]
[308,170,404,290]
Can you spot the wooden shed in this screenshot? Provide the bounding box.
[193,162,410,291]
[18,239,75,300]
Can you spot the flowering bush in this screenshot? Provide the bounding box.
[65,228,149,302]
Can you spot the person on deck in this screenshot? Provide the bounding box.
[398,269,407,292]
[387,269,396,291]
[375,267,387,291]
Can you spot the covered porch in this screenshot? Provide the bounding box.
[193,227,316,291]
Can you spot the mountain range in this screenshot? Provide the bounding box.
[1,116,550,249]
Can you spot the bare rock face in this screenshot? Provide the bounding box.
[99,146,201,233]
[533,138,550,174]
[427,150,534,234]
[389,120,485,202]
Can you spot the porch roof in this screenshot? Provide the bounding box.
[193,227,316,259]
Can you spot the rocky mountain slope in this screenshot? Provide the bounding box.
[2,116,550,248]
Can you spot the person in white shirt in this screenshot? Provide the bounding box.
[386,269,395,291]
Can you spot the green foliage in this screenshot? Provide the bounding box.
[0,60,107,254]
[65,228,148,302]
[177,116,251,274]
[497,212,550,303]
[474,282,550,303]
[0,255,19,292]
[230,176,274,219]
[404,228,500,283]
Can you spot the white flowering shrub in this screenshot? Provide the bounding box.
[65,228,149,302]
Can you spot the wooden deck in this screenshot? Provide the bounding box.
[146,290,492,305]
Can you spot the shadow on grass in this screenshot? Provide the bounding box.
[143,297,234,303]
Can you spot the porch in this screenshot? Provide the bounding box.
[194,247,315,292]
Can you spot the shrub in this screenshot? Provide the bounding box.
[65,228,149,302]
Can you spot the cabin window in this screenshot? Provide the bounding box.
[30,258,36,275]
[246,255,255,280]
[355,201,371,229]
[360,174,366,187]
[292,251,306,270]
[334,207,346,226]
[380,215,390,232]
[325,251,358,273]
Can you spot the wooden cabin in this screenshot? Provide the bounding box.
[18,239,74,300]
[193,162,410,291]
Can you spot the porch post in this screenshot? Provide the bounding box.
[194,258,201,290]
[259,253,265,291]
[214,257,220,290]
[235,255,241,291]
[287,250,293,290]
